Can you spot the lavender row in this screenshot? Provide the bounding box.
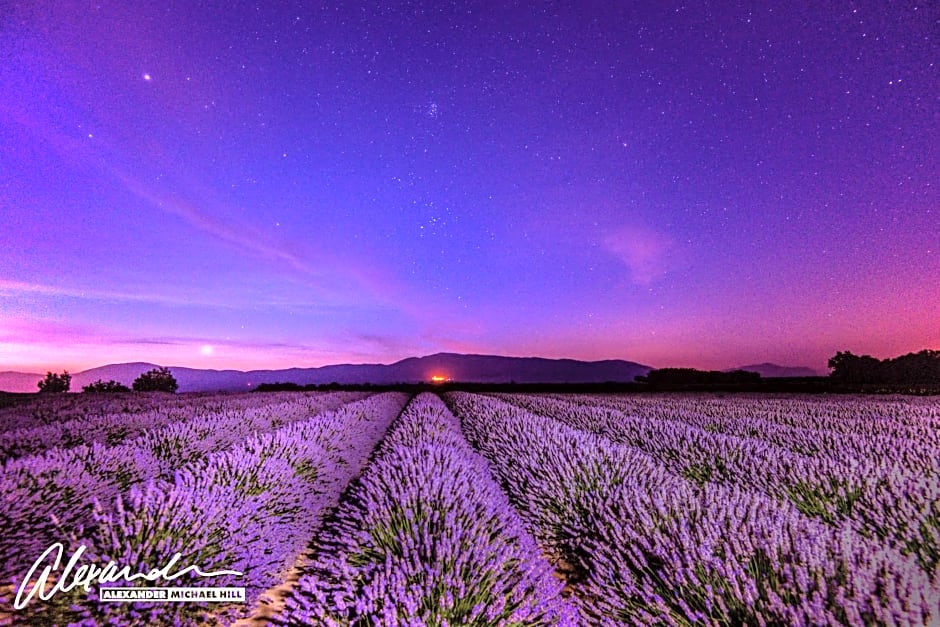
[560,393,940,479]
[542,393,940,480]
[8,392,408,626]
[0,391,201,432]
[660,406,940,473]
[501,392,937,484]
[500,393,940,573]
[0,392,363,581]
[281,393,578,626]
[0,390,365,460]
[447,393,937,626]
[551,393,940,453]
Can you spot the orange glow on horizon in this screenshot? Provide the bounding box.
[430,375,447,383]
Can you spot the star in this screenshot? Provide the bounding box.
[143,73,152,81]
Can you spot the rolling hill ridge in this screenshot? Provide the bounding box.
[0,353,653,393]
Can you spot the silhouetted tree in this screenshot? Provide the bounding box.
[827,351,856,378]
[132,367,179,393]
[37,371,71,394]
[82,379,131,393]
[828,351,881,383]
[884,349,940,384]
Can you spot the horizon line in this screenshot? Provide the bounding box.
[0,351,834,377]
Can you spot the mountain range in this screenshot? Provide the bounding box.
[0,354,821,393]
[0,353,653,393]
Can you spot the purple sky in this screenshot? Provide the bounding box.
[1,1,937,373]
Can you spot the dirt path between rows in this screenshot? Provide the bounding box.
[227,552,311,626]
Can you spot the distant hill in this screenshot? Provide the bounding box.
[0,353,652,393]
[72,362,162,389]
[731,363,819,378]
[0,364,164,393]
[0,371,45,393]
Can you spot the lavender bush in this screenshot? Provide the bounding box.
[0,392,198,432]
[0,391,364,461]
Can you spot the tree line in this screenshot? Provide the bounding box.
[37,367,179,394]
[635,368,761,386]
[827,349,940,385]
[634,349,939,390]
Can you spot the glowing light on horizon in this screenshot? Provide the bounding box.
[430,374,447,383]
[200,344,214,356]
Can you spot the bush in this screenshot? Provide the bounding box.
[132,367,179,393]
[82,379,131,394]
[37,371,71,394]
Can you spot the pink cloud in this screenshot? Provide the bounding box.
[603,226,673,284]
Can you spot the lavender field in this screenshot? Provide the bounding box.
[2,391,939,625]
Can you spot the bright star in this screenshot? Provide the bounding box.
[143,73,152,81]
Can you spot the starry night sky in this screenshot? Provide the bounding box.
[1,1,937,373]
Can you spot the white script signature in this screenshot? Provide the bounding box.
[14,542,243,610]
